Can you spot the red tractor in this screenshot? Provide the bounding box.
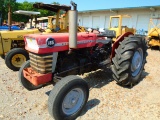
[19,1,147,120]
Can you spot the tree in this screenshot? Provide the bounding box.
[52,2,60,5]
[0,0,5,25]
[12,1,34,23]
[13,1,54,23]
[4,0,16,30]
[4,0,16,6]
[0,0,16,25]
[0,0,63,24]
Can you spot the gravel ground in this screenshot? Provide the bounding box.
[0,49,160,120]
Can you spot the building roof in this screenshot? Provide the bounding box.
[79,5,160,13]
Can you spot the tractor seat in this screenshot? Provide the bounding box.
[97,30,116,38]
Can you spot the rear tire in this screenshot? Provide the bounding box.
[111,36,147,86]
[48,75,89,120]
[19,60,43,91]
[5,48,29,71]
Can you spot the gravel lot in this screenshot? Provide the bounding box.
[0,49,160,120]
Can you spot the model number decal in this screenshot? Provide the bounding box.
[46,37,55,48]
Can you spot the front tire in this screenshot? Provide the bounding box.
[48,75,89,120]
[0,55,5,59]
[111,36,147,86]
[19,60,43,91]
[5,48,29,71]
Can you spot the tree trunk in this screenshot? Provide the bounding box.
[8,4,12,31]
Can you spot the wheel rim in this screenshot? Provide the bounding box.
[131,48,143,77]
[11,54,26,67]
[62,88,85,115]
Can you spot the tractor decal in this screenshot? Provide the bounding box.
[25,38,96,49]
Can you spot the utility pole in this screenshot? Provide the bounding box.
[8,3,12,31]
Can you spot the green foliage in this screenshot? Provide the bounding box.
[12,1,34,22]
[0,0,62,23]
[0,0,17,24]
[33,1,60,18]
[51,2,60,5]
[4,0,16,6]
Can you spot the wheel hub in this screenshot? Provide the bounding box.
[11,54,26,67]
[131,48,143,77]
[15,57,21,62]
[63,91,79,108]
[62,88,84,115]
[132,52,141,71]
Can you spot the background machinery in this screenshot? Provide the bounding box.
[33,3,86,33]
[0,10,40,71]
[147,17,160,49]
[19,1,147,120]
[109,15,136,42]
[0,25,20,31]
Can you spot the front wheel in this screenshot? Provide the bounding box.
[5,48,29,71]
[111,36,148,86]
[48,75,89,120]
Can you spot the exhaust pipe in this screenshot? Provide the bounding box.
[69,1,77,49]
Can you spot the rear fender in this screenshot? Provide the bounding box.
[111,32,133,59]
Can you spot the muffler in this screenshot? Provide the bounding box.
[69,1,78,48]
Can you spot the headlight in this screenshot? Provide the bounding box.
[26,37,37,45]
[25,37,38,50]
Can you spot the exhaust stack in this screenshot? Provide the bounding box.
[69,1,78,48]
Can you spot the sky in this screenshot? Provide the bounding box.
[16,0,160,11]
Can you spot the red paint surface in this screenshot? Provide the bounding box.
[23,32,108,84]
[23,67,52,86]
[24,32,97,54]
[111,32,133,59]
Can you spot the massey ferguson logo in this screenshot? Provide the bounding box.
[46,37,55,48]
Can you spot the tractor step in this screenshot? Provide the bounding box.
[96,39,111,44]
[98,58,111,67]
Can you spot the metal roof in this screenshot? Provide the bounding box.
[33,3,71,12]
[13,10,40,16]
[79,5,160,13]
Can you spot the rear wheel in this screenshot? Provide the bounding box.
[48,75,89,120]
[111,36,147,86]
[5,48,29,71]
[19,60,43,91]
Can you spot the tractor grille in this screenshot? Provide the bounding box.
[29,52,53,74]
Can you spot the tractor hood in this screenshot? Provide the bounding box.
[24,32,97,54]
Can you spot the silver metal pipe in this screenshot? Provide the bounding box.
[69,10,78,48]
